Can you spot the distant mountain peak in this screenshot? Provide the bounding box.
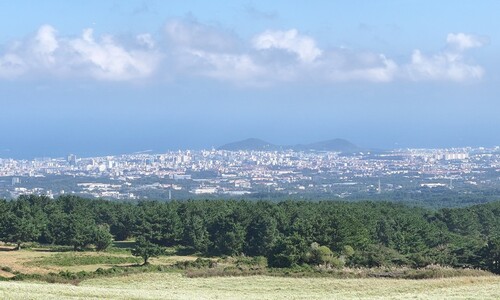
[297,138,359,152]
[218,138,360,152]
[218,138,276,151]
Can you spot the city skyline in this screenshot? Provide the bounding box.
[1,144,495,202]
[1,1,500,158]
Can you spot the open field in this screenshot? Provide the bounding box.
[0,273,499,299]
[0,246,197,277]
[1,245,498,299]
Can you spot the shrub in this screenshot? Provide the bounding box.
[1,266,13,272]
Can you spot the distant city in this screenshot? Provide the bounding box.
[1,138,499,201]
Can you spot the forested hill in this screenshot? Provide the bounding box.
[0,195,499,274]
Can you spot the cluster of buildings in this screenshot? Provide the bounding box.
[0,146,499,200]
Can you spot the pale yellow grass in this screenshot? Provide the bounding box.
[0,248,200,277]
[0,269,14,278]
[57,255,197,273]
[0,273,499,299]
[0,248,58,275]
[0,249,133,275]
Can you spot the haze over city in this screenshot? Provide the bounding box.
[1,1,500,159]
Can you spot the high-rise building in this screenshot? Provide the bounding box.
[67,154,77,166]
[12,177,20,186]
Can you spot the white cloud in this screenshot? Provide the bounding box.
[165,19,270,85]
[0,25,161,81]
[0,53,26,78]
[136,33,155,49]
[446,33,485,51]
[253,29,322,63]
[0,24,488,85]
[326,54,398,82]
[69,29,160,81]
[406,50,483,81]
[406,33,486,82]
[33,25,59,65]
[186,50,266,85]
[165,19,238,52]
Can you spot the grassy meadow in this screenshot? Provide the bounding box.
[1,243,499,299]
[0,273,499,299]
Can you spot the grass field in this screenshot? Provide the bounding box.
[0,245,197,276]
[1,245,499,299]
[0,273,499,299]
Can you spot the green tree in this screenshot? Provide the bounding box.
[4,198,45,250]
[209,215,246,255]
[0,199,10,242]
[110,204,137,241]
[210,216,246,256]
[131,236,164,265]
[308,243,334,265]
[483,237,500,274]
[245,213,278,257]
[93,224,113,251]
[268,233,309,268]
[183,213,210,253]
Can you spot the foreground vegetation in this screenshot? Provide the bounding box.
[1,195,499,274]
[0,272,499,299]
[0,244,497,298]
[0,194,498,298]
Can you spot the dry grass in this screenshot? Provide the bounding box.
[0,269,14,279]
[0,247,58,275]
[0,273,499,299]
[0,247,200,278]
[1,247,497,299]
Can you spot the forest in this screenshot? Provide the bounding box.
[0,195,499,274]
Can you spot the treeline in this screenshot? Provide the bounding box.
[0,195,499,273]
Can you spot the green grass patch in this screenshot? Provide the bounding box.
[12,264,180,285]
[29,253,141,267]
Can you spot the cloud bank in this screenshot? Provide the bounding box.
[0,20,487,85]
[0,25,161,81]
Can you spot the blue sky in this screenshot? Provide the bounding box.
[1,1,499,158]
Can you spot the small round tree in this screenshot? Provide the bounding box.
[131,236,164,265]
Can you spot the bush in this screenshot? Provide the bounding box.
[234,256,268,271]
[1,266,12,272]
[174,258,214,269]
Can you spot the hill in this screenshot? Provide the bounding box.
[218,138,277,151]
[294,138,360,152]
[219,138,360,152]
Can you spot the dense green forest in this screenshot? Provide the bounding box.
[0,195,499,274]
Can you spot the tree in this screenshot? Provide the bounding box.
[110,204,137,241]
[245,213,278,257]
[308,242,335,266]
[4,198,45,250]
[93,224,113,251]
[483,237,500,274]
[4,212,40,250]
[183,213,210,253]
[268,233,309,268]
[0,199,8,241]
[131,236,164,265]
[210,216,246,256]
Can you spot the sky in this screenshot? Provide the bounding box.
[1,1,500,158]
